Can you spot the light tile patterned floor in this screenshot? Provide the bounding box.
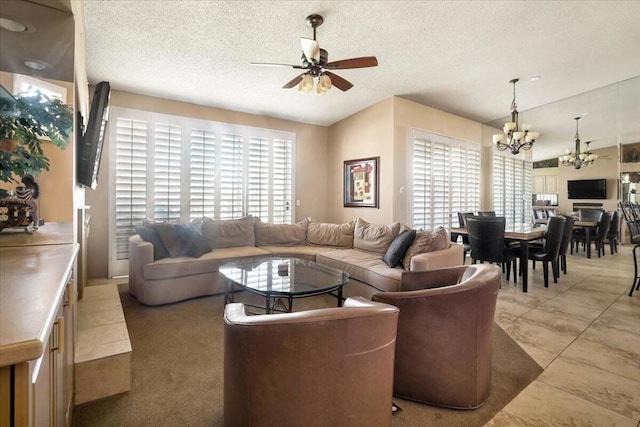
[486,243,640,426]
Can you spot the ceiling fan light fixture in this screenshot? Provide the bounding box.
[318,74,332,91]
[298,74,313,93]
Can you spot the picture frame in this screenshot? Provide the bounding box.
[343,157,379,208]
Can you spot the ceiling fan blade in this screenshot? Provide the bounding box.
[282,74,304,89]
[325,56,378,70]
[300,38,320,63]
[251,62,305,69]
[324,71,353,92]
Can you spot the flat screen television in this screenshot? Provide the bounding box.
[77,81,110,189]
[567,179,607,199]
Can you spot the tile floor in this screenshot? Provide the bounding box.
[486,243,640,426]
[88,242,640,426]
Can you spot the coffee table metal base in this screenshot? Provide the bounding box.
[224,279,344,314]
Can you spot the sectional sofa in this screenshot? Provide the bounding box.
[128,216,463,305]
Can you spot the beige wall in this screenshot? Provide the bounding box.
[327,98,394,224]
[85,90,329,278]
[0,71,75,223]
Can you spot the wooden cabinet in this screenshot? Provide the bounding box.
[2,276,75,427]
[0,242,77,427]
[533,175,558,194]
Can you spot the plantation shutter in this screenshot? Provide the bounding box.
[247,137,270,221]
[189,129,216,220]
[114,118,147,260]
[493,154,533,224]
[272,139,293,224]
[411,130,480,230]
[153,124,182,222]
[108,107,295,277]
[219,133,244,219]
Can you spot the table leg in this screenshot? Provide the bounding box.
[265,296,271,314]
[520,239,529,293]
[585,226,592,258]
[337,286,343,307]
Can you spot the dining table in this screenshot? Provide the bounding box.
[452,219,600,292]
[451,223,546,293]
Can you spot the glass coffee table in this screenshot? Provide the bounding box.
[219,256,349,314]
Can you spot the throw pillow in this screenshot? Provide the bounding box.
[155,223,211,258]
[402,227,449,271]
[382,230,416,267]
[135,225,170,260]
[202,215,256,249]
[306,220,355,248]
[353,217,401,254]
[255,218,310,246]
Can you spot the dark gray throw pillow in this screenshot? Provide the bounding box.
[155,223,211,258]
[382,230,417,267]
[135,225,170,260]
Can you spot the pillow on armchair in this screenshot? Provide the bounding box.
[402,227,449,271]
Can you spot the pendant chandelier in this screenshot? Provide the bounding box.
[493,78,540,155]
[559,117,597,169]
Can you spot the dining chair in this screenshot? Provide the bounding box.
[606,210,619,255]
[576,212,612,258]
[466,216,517,283]
[477,211,496,216]
[518,216,566,288]
[619,203,640,296]
[550,215,575,277]
[571,209,603,254]
[457,212,474,263]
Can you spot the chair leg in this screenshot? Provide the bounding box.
[561,254,567,275]
[542,261,549,288]
[505,261,511,281]
[512,258,517,284]
[552,260,559,283]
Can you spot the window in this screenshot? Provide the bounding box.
[13,74,67,102]
[108,107,295,277]
[493,154,532,224]
[409,129,480,230]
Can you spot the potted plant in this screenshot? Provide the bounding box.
[0,89,73,196]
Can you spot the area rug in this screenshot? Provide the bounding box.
[73,284,543,426]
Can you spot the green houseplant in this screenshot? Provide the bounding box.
[0,90,73,191]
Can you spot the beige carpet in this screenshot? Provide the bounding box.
[73,285,543,426]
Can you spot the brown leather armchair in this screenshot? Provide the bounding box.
[372,264,500,409]
[223,297,399,427]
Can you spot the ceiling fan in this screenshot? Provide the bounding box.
[251,14,378,95]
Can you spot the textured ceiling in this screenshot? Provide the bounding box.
[82,0,640,161]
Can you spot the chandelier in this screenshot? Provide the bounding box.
[559,117,597,169]
[493,78,540,155]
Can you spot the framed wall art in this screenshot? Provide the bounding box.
[343,157,379,208]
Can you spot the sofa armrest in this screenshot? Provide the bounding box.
[128,235,153,298]
[410,243,464,271]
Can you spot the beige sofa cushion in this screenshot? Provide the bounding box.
[144,246,270,280]
[255,218,309,246]
[353,218,401,254]
[402,227,450,271]
[306,220,354,248]
[259,245,334,261]
[202,216,256,249]
[317,249,402,293]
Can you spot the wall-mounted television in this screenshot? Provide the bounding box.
[567,179,607,199]
[77,81,110,189]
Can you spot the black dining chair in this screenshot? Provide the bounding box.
[620,203,640,296]
[579,211,612,258]
[466,216,518,283]
[457,212,474,263]
[517,216,566,288]
[557,216,576,276]
[477,211,496,217]
[606,210,619,255]
[571,209,603,254]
